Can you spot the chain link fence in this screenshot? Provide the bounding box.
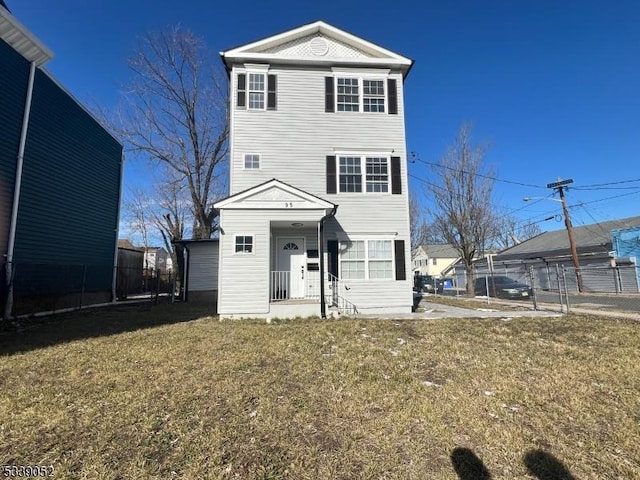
[2,262,176,319]
[447,262,640,315]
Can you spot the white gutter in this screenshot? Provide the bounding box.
[111,152,125,302]
[3,60,36,320]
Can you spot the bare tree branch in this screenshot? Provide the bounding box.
[112,26,229,240]
[425,123,497,295]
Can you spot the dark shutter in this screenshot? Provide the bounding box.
[394,240,406,280]
[325,77,335,113]
[326,155,337,194]
[237,73,246,108]
[328,240,339,278]
[388,78,397,115]
[267,74,277,110]
[391,156,401,194]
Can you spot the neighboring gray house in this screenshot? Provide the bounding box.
[214,21,414,318]
[462,216,640,292]
[412,244,459,277]
[492,216,640,265]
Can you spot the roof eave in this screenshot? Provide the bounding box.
[222,52,412,75]
[0,7,53,65]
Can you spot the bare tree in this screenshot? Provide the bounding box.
[123,174,190,290]
[115,26,229,240]
[409,194,428,251]
[426,124,497,295]
[493,214,542,250]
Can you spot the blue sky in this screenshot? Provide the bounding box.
[9,0,640,234]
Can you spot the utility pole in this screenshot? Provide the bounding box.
[547,179,584,293]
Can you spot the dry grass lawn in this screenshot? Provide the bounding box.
[1,303,638,479]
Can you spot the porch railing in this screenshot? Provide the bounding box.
[270,270,358,315]
[326,273,358,315]
[270,270,322,301]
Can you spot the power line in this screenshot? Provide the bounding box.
[410,155,547,189]
[574,178,640,188]
[575,189,640,206]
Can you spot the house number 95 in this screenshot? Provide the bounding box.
[284,202,294,208]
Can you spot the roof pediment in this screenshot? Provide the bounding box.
[221,21,413,76]
[214,179,335,211]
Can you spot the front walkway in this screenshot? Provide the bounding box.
[357,296,563,320]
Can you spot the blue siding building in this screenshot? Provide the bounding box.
[1,3,123,318]
[612,226,640,287]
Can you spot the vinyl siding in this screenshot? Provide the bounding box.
[218,209,325,315]
[11,69,122,295]
[226,62,412,314]
[187,242,219,291]
[231,65,407,197]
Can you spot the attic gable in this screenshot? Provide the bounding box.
[221,21,413,77]
[214,179,335,211]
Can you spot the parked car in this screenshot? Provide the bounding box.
[474,276,532,299]
[414,275,444,294]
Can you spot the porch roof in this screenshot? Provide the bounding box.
[214,178,336,212]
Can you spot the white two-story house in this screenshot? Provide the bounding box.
[214,21,414,319]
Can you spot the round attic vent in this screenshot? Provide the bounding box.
[310,36,329,56]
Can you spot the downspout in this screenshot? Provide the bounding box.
[182,243,190,302]
[318,205,338,319]
[4,61,37,320]
[111,152,125,303]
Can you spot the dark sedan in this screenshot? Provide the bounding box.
[474,276,532,300]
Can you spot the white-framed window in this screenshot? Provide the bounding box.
[338,155,389,193]
[248,73,265,110]
[337,77,360,112]
[336,77,385,113]
[363,80,385,113]
[432,258,438,265]
[244,154,260,169]
[339,156,362,192]
[340,239,394,280]
[235,235,253,254]
[365,157,389,192]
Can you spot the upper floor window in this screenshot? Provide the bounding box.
[326,77,397,114]
[339,156,362,192]
[236,70,277,110]
[363,80,385,112]
[244,154,260,169]
[248,73,265,109]
[337,78,360,112]
[365,157,389,192]
[338,156,388,193]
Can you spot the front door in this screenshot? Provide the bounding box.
[277,237,305,298]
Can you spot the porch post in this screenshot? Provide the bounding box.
[318,206,337,319]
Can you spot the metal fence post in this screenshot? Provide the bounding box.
[528,265,538,311]
[484,274,490,304]
[155,271,161,305]
[562,265,571,313]
[79,264,87,308]
[555,264,563,312]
